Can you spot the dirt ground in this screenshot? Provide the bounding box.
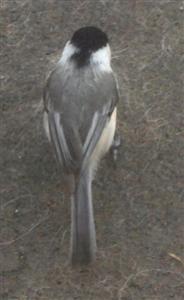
[1,0,184,299]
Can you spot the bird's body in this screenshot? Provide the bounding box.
[43,27,119,265]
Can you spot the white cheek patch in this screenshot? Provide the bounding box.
[59,42,112,73]
[90,44,112,73]
[59,41,79,65]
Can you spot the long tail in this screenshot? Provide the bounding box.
[70,169,96,265]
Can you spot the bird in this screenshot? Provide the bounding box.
[43,26,119,265]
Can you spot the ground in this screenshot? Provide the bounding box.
[0,0,184,299]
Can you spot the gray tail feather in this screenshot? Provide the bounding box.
[70,170,96,265]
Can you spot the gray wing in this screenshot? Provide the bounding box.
[43,66,119,173]
[81,101,113,174]
[48,111,81,171]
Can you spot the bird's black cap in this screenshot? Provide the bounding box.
[70,26,108,67]
[71,26,108,52]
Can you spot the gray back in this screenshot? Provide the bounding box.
[44,62,119,172]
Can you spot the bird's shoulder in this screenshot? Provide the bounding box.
[43,63,119,112]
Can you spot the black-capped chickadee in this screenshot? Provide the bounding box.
[43,26,119,265]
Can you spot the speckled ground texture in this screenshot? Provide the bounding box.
[1,0,184,299]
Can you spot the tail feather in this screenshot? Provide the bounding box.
[70,170,96,265]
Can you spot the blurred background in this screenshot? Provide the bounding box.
[1,1,184,299]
